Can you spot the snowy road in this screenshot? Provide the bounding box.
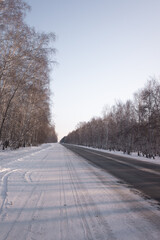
[0,143,160,240]
[64,144,160,203]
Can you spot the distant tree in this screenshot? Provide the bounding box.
[63,78,160,158]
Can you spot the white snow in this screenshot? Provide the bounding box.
[0,143,160,240]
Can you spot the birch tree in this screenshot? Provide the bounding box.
[0,0,57,148]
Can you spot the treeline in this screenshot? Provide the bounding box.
[0,0,57,149]
[62,79,160,158]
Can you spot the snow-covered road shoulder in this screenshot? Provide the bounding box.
[70,144,160,165]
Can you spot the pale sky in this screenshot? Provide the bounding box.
[25,0,160,141]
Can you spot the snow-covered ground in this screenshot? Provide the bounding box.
[0,143,160,240]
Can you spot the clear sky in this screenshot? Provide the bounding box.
[25,0,160,141]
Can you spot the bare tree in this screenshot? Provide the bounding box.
[63,78,160,159]
[0,0,57,149]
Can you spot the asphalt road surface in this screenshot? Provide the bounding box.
[63,144,160,204]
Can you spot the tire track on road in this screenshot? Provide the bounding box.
[0,170,19,215]
[65,148,117,240]
[0,152,49,240]
[59,160,70,240]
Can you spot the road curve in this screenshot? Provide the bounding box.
[63,144,160,204]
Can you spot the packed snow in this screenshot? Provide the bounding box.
[0,143,160,240]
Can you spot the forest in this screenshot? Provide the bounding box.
[62,79,160,158]
[0,0,57,149]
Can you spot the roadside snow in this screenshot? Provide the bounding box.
[0,143,160,240]
[73,145,160,165]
